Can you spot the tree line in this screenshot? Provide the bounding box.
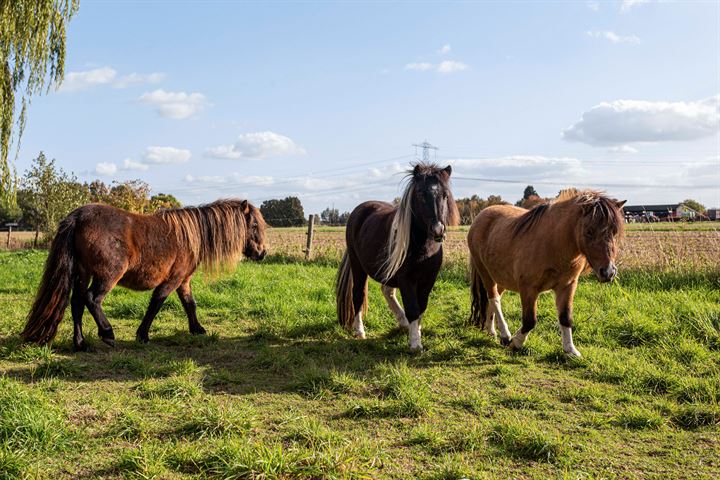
[0,152,180,245]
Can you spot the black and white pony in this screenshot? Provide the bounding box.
[336,163,459,350]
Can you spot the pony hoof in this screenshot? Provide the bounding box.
[409,345,424,353]
[73,341,89,352]
[565,349,582,358]
[354,332,366,340]
[136,334,149,344]
[191,327,207,336]
[499,337,511,347]
[101,337,116,347]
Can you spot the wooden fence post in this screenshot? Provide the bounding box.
[5,226,10,249]
[304,215,315,260]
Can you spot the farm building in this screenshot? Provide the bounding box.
[706,208,720,220]
[623,203,702,222]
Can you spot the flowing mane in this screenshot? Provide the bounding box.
[513,188,624,238]
[157,199,257,271]
[379,163,459,282]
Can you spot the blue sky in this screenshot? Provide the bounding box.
[16,0,720,212]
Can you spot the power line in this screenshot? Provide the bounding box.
[452,175,720,190]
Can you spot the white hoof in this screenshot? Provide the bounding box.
[354,330,366,340]
[564,348,582,358]
[397,317,410,329]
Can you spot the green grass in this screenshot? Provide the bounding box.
[0,249,719,478]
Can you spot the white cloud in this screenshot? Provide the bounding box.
[405,62,434,71]
[60,67,165,92]
[609,145,639,154]
[587,1,599,11]
[621,0,650,13]
[122,158,149,171]
[439,44,451,54]
[60,67,117,92]
[205,131,305,160]
[405,60,469,74]
[437,60,469,74]
[138,89,208,119]
[95,162,118,176]
[143,146,192,164]
[587,30,640,44]
[563,96,720,146]
[113,72,165,88]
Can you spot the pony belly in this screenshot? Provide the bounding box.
[118,269,167,291]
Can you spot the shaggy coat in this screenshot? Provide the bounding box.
[336,163,459,350]
[22,199,266,350]
[467,189,625,356]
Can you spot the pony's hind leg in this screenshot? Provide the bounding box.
[487,287,511,346]
[85,277,120,347]
[71,270,90,352]
[381,285,409,329]
[555,282,581,357]
[177,279,205,335]
[509,291,538,350]
[136,282,179,343]
[351,269,369,339]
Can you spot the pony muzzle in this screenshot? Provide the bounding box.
[432,222,446,242]
[596,263,617,283]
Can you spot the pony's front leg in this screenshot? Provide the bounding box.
[509,291,538,350]
[136,283,177,343]
[177,279,206,335]
[555,283,581,357]
[381,285,409,329]
[400,285,422,351]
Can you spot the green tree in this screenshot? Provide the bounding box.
[682,199,706,214]
[86,179,110,203]
[106,180,150,213]
[149,193,181,211]
[1,1,80,214]
[260,197,306,227]
[20,151,89,241]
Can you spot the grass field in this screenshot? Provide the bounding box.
[0,228,719,479]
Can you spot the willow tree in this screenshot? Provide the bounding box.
[0,0,79,215]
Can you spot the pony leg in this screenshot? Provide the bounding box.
[555,282,581,357]
[381,285,409,329]
[400,284,422,351]
[177,279,206,335]
[71,272,89,352]
[136,283,177,343]
[351,269,368,339]
[85,278,119,347]
[487,293,512,346]
[509,291,538,350]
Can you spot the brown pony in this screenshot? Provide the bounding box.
[21,199,267,351]
[336,163,459,351]
[467,189,625,357]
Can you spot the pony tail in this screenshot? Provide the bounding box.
[336,251,355,328]
[468,260,488,327]
[21,215,77,345]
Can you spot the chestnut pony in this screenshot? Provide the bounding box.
[336,163,459,350]
[468,189,625,357]
[22,199,267,351]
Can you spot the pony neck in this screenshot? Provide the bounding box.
[545,201,585,264]
[410,212,439,251]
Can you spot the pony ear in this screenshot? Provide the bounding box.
[241,200,250,214]
[413,164,422,178]
[443,165,452,177]
[616,200,627,208]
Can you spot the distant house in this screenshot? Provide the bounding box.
[623,203,702,222]
[707,208,720,221]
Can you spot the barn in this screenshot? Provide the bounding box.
[707,208,720,221]
[623,203,702,222]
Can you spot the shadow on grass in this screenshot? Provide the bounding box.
[0,325,499,396]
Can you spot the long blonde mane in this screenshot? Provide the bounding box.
[157,199,251,272]
[379,180,414,282]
